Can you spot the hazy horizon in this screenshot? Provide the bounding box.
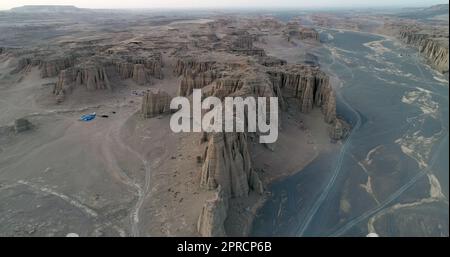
[0,0,448,11]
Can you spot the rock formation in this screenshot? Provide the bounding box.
[175,58,219,96]
[174,58,216,76]
[114,56,163,85]
[285,22,320,42]
[11,57,38,74]
[53,64,112,97]
[40,56,75,78]
[179,70,218,96]
[257,56,287,67]
[233,35,255,49]
[197,186,227,237]
[201,133,254,197]
[299,28,320,41]
[399,29,449,73]
[329,119,349,141]
[141,90,171,118]
[229,32,266,57]
[198,132,264,236]
[267,64,336,123]
[132,64,149,85]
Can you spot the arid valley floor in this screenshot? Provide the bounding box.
[0,4,448,237]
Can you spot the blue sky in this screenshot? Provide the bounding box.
[0,0,448,10]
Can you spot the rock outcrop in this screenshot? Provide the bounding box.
[233,35,255,49]
[230,32,266,57]
[114,55,164,84]
[179,70,218,96]
[175,58,219,96]
[141,90,171,118]
[53,64,112,97]
[197,186,227,237]
[329,119,349,140]
[299,28,320,41]
[11,57,38,74]
[200,133,254,197]
[399,29,449,73]
[267,64,336,123]
[40,56,75,78]
[174,58,216,76]
[198,132,264,236]
[257,55,287,67]
[285,22,320,42]
[50,52,163,101]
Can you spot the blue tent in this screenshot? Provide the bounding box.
[80,112,96,122]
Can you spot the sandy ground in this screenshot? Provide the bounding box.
[0,53,215,236]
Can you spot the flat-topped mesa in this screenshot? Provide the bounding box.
[267,64,336,124]
[398,29,449,73]
[141,90,171,118]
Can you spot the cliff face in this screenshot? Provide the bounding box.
[141,90,171,118]
[299,28,320,42]
[174,58,216,77]
[50,53,163,101]
[229,32,266,57]
[200,133,263,198]
[53,65,112,98]
[267,65,336,123]
[175,58,219,96]
[115,56,164,84]
[398,29,449,74]
[198,132,264,236]
[11,57,39,74]
[197,186,228,237]
[285,23,320,42]
[40,56,76,78]
[179,70,218,96]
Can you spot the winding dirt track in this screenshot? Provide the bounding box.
[97,105,152,237]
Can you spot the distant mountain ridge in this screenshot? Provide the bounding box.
[398,4,449,21]
[10,5,84,13]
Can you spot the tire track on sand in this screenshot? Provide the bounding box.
[100,111,151,237]
[296,87,362,236]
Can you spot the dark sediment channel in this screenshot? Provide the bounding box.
[251,29,449,237]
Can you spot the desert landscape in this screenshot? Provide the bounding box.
[0,3,448,237]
